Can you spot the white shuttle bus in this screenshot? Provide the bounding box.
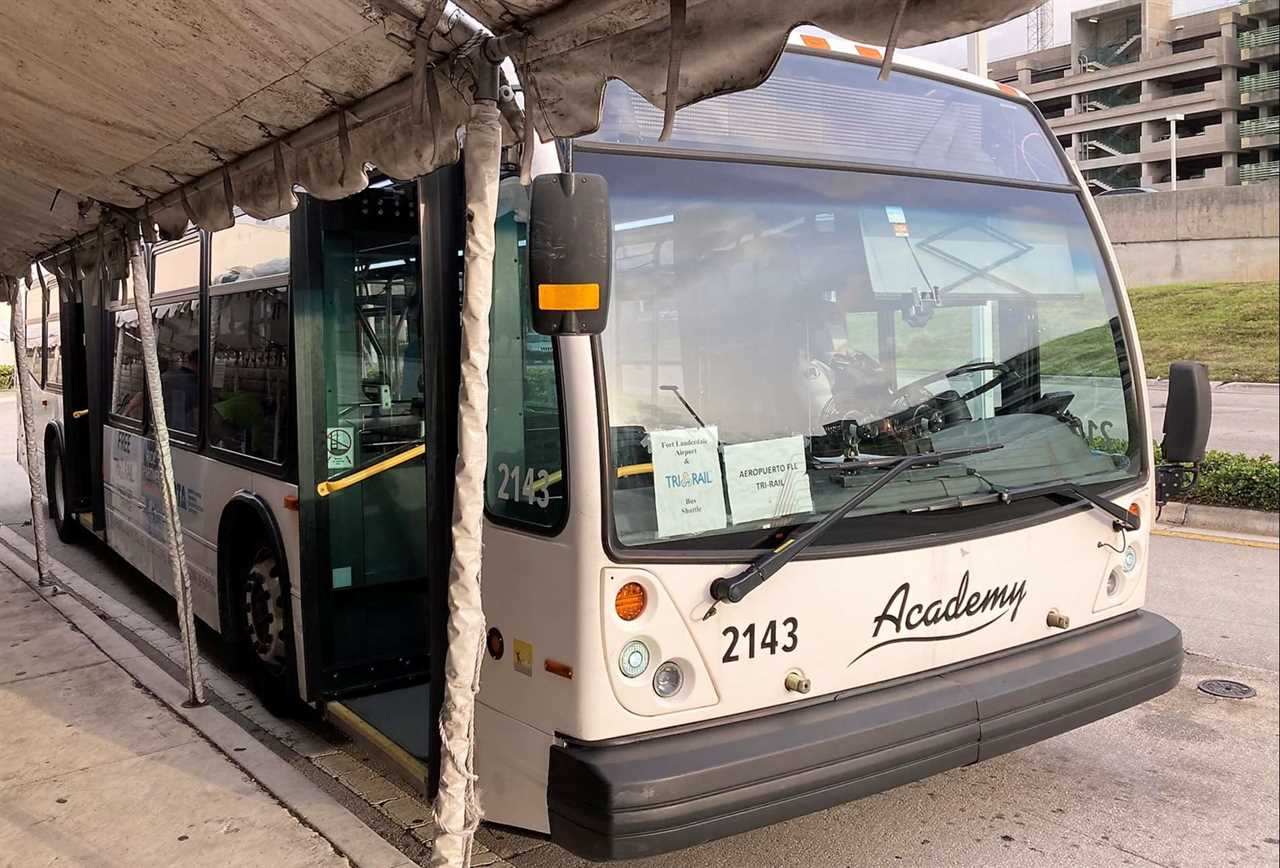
[20,33,1210,860]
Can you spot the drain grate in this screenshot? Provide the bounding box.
[1197,679,1257,699]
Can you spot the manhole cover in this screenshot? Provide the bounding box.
[1197,679,1256,699]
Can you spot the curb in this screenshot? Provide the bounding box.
[1158,501,1280,539]
[1147,379,1279,395]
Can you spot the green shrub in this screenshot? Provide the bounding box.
[1157,442,1279,511]
[1187,450,1280,512]
[0,364,12,391]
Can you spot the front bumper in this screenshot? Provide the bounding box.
[548,610,1182,861]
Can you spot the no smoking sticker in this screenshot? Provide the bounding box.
[326,426,354,470]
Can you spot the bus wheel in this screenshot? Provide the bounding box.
[45,439,78,543]
[239,543,294,712]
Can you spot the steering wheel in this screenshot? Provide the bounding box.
[888,360,1016,408]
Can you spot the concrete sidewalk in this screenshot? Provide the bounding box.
[0,561,360,868]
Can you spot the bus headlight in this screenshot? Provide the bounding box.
[619,640,650,678]
[653,661,683,698]
[1122,545,1139,573]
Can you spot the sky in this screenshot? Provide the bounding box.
[903,0,1241,69]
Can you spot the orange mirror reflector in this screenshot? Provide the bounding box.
[800,35,830,50]
[855,45,883,60]
[538,283,601,311]
[544,659,574,679]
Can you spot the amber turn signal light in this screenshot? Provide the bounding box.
[615,582,647,621]
[538,282,600,311]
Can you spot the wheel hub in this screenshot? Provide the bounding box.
[243,552,286,672]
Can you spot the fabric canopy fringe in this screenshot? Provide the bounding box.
[148,64,473,240]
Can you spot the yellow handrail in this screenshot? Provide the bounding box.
[529,462,653,494]
[316,442,426,497]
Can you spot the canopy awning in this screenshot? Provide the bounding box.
[0,0,1040,274]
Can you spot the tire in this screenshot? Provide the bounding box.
[234,539,298,714]
[45,438,79,544]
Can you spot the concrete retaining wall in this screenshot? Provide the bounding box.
[1096,182,1280,286]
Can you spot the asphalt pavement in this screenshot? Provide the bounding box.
[1148,381,1279,458]
[1,391,1277,867]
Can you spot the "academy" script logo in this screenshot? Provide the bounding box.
[848,571,1028,666]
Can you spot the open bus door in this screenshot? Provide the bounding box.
[293,167,462,794]
[49,263,99,527]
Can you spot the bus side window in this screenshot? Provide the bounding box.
[110,310,146,423]
[208,286,290,463]
[46,331,61,389]
[42,281,62,390]
[26,283,45,388]
[485,194,567,531]
[152,299,201,437]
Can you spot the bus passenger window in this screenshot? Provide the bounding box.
[110,310,145,422]
[27,284,45,387]
[152,240,199,295]
[485,179,567,531]
[45,332,61,388]
[208,286,290,462]
[152,299,201,437]
[210,212,290,285]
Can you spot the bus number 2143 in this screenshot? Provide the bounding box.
[495,463,552,508]
[722,618,798,663]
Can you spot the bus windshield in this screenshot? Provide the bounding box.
[580,59,1142,551]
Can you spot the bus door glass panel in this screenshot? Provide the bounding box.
[317,179,428,676]
[485,179,567,529]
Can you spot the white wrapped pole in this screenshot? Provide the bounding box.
[5,274,52,585]
[430,99,502,868]
[126,228,206,707]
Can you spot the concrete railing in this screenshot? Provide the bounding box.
[1241,70,1280,91]
[1241,160,1280,183]
[1239,25,1280,49]
[1241,116,1280,137]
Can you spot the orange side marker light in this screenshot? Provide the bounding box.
[615,582,648,621]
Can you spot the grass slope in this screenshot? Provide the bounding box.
[1127,281,1279,383]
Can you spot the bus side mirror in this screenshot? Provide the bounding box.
[1161,361,1211,464]
[1157,361,1211,505]
[527,172,611,336]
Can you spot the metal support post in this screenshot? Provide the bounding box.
[125,227,206,707]
[1167,113,1184,191]
[5,274,52,585]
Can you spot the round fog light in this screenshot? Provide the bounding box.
[1122,545,1139,573]
[653,661,684,698]
[619,640,650,679]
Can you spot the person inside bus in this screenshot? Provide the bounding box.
[212,386,268,456]
[160,349,199,433]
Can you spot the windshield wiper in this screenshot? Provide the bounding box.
[702,444,1004,619]
[998,480,1141,531]
[905,477,1141,532]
